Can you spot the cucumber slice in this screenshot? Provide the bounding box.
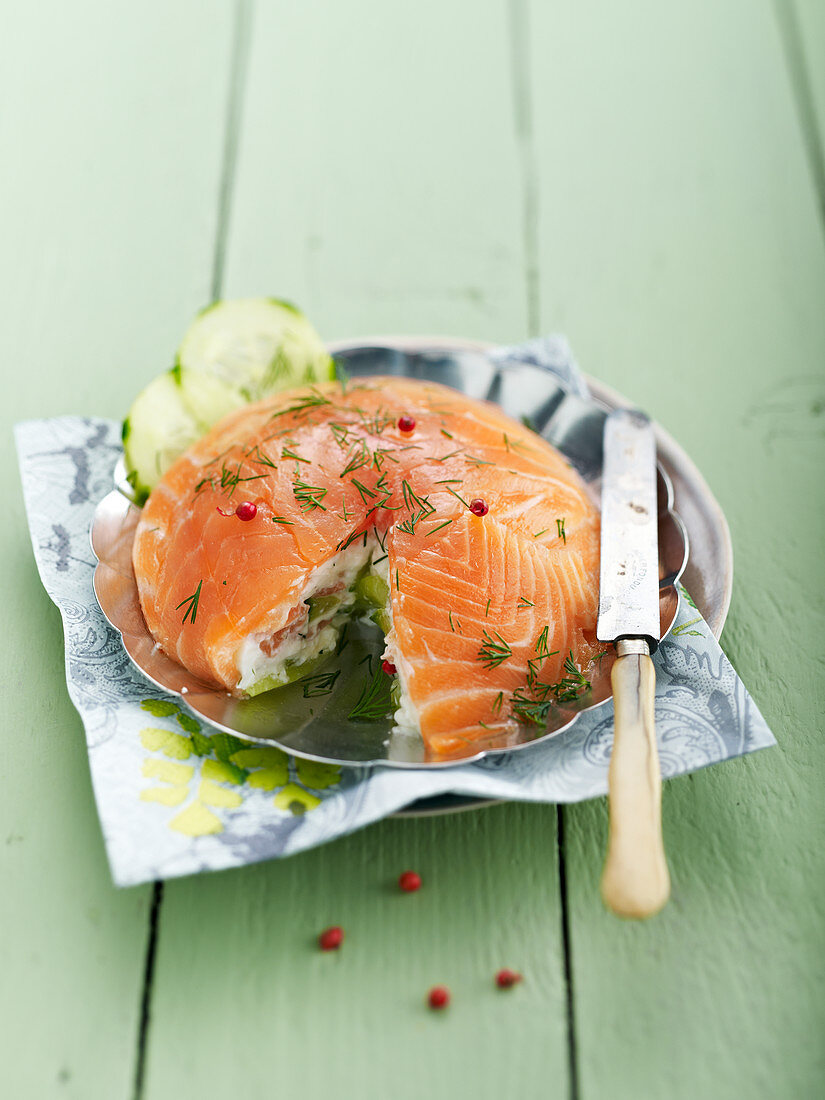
[176,298,334,400]
[123,368,244,504]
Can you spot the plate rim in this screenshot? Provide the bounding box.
[94,334,730,784]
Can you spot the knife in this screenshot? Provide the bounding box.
[597,408,670,918]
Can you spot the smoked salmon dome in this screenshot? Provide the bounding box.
[132,376,605,758]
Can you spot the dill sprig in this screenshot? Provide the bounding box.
[244,444,277,468]
[556,518,566,544]
[426,518,454,537]
[340,438,371,476]
[444,485,471,509]
[465,454,494,467]
[518,596,534,609]
[533,529,549,538]
[302,670,341,698]
[511,650,592,725]
[282,446,311,465]
[293,479,328,511]
[175,580,202,625]
[492,691,504,716]
[351,479,376,504]
[329,421,351,448]
[477,629,512,669]
[348,661,394,721]
[271,516,295,525]
[270,389,332,418]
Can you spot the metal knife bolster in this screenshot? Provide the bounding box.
[596,409,661,651]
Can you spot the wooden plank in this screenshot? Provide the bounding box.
[143,3,570,1097]
[145,807,568,1099]
[780,0,825,225]
[220,0,530,342]
[526,1,825,1096]
[2,3,233,1096]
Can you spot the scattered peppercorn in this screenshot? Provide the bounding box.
[318,926,344,951]
[469,498,489,517]
[427,985,450,1009]
[398,870,421,892]
[235,502,258,521]
[397,415,416,433]
[495,968,522,989]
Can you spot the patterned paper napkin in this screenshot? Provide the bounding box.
[15,341,775,886]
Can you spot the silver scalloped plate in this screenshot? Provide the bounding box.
[92,338,729,778]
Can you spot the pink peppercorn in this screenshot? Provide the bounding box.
[382,659,397,675]
[318,926,344,951]
[397,415,416,433]
[398,870,421,892]
[428,985,450,1009]
[235,502,258,521]
[495,968,522,988]
[469,498,489,517]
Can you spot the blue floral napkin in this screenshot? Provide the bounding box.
[15,340,775,886]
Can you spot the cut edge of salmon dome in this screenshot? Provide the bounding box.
[236,537,376,695]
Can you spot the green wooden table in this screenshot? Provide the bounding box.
[4,2,825,1097]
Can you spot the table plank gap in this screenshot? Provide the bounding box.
[211,0,255,301]
[508,0,541,336]
[773,0,825,236]
[557,806,582,1100]
[132,883,165,1100]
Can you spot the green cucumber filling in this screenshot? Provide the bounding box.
[236,539,395,696]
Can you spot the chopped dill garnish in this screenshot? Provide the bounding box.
[477,629,512,669]
[535,625,551,657]
[293,480,328,511]
[340,438,371,476]
[478,720,495,730]
[395,569,400,592]
[434,479,463,485]
[175,579,202,625]
[302,670,341,698]
[270,389,331,418]
[521,415,535,431]
[372,447,399,470]
[492,691,504,716]
[465,454,494,467]
[428,449,463,463]
[271,516,295,525]
[329,421,351,448]
[448,610,463,633]
[485,598,491,617]
[348,661,394,721]
[444,485,471,509]
[336,527,365,552]
[282,446,311,464]
[245,445,277,468]
[533,529,549,538]
[426,518,454,537]
[440,428,453,438]
[351,479,376,503]
[556,518,566,544]
[518,596,534,609]
[510,649,591,725]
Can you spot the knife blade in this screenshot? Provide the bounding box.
[597,409,670,919]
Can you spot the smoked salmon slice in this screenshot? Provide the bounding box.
[131,375,605,756]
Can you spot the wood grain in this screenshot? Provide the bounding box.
[141,3,572,1097]
[527,0,825,1094]
[2,2,232,1096]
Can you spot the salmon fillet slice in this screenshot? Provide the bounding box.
[385,511,602,758]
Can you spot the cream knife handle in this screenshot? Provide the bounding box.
[600,644,670,919]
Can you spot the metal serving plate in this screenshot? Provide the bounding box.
[92,338,714,769]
